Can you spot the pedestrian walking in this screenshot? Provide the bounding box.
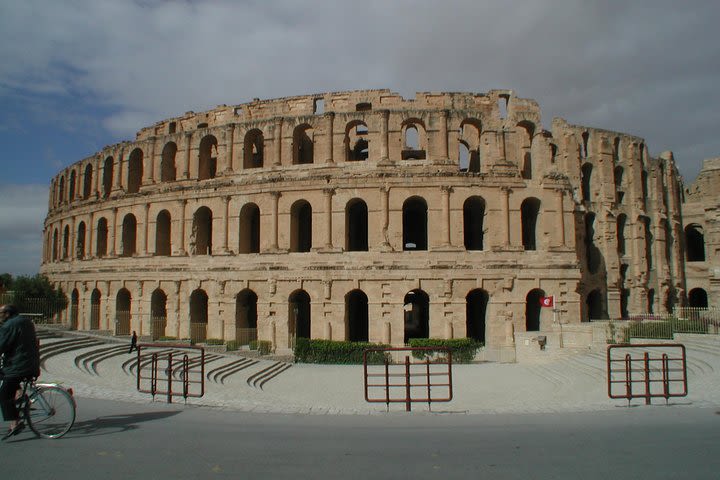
[128,330,138,354]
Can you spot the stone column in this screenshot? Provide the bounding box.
[379,110,389,163]
[175,200,187,255]
[142,203,150,255]
[221,196,230,254]
[438,110,449,161]
[224,124,235,173]
[379,185,391,249]
[323,188,335,248]
[556,189,566,247]
[440,186,452,247]
[144,138,156,184]
[94,155,101,198]
[324,112,335,164]
[69,216,76,261]
[270,191,281,250]
[110,207,118,256]
[501,186,511,247]
[112,148,123,192]
[273,118,283,166]
[181,133,192,179]
[88,212,94,258]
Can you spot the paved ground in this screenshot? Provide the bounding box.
[36,328,720,415]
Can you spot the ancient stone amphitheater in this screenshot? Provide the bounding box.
[40,89,691,357]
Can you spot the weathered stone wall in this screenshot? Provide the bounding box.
[40,89,687,354]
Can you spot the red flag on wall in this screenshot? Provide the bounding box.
[539,296,554,308]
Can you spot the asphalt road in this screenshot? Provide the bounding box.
[2,397,719,479]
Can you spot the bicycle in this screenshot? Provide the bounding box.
[15,378,76,439]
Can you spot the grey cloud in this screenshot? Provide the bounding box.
[0,184,47,276]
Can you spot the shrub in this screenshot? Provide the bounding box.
[621,320,673,342]
[294,338,390,364]
[157,336,177,342]
[204,338,225,345]
[407,338,483,364]
[226,340,239,351]
[249,340,258,350]
[258,340,272,355]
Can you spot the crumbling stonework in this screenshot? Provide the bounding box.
[40,89,690,356]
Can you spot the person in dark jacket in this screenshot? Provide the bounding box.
[0,304,40,440]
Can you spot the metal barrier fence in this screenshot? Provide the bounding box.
[363,347,453,412]
[607,343,688,405]
[190,322,207,344]
[136,344,205,403]
[235,328,257,345]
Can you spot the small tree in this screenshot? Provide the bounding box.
[6,274,67,319]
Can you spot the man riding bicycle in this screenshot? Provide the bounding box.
[0,304,40,440]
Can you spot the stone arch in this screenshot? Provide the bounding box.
[235,289,258,345]
[121,213,137,257]
[345,289,369,342]
[96,217,108,257]
[292,124,314,165]
[401,119,427,160]
[685,224,705,262]
[116,288,131,335]
[525,289,545,331]
[198,135,218,180]
[150,288,167,340]
[345,120,369,161]
[290,200,312,253]
[404,289,429,343]
[345,198,368,252]
[586,289,607,321]
[83,163,93,199]
[90,288,101,330]
[243,129,264,169]
[102,156,113,197]
[192,206,213,255]
[463,196,485,251]
[403,196,428,251]
[161,142,177,182]
[466,289,488,343]
[289,289,311,341]
[581,162,593,202]
[127,148,143,194]
[76,221,86,259]
[190,289,208,343]
[238,203,260,254]
[688,288,708,308]
[70,288,79,330]
[521,197,541,251]
[155,210,171,256]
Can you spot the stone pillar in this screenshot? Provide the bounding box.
[556,189,566,247]
[88,212,94,258]
[94,155,101,197]
[110,207,118,256]
[270,191,281,250]
[501,186,511,247]
[221,196,230,254]
[181,133,191,179]
[112,148,123,192]
[273,118,283,166]
[323,188,335,249]
[324,112,334,164]
[142,203,150,255]
[440,186,452,247]
[379,110,389,163]
[438,110,449,161]
[144,138,156,184]
[224,124,235,173]
[175,200,187,255]
[69,216,76,261]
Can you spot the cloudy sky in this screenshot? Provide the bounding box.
[1,0,719,276]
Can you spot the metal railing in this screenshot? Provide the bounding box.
[190,322,207,344]
[363,347,453,412]
[136,343,205,403]
[235,328,257,345]
[150,317,167,340]
[607,343,688,405]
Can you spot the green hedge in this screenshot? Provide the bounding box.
[621,317,709,342]
[204,338,225,345]
[226,340,239,351]
[294,338,390,364]
[407,338,483,364]
[258,340,272,355]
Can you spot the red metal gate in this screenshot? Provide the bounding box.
[136,344,205,403]
[363,347,453,412]
[607,343,688,405]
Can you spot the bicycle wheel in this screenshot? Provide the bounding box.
[24,385,76,439]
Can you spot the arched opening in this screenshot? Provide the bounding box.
[616,214,627,256]
[525,289,545,331]
[345,121,369,161]
[586,289,607,321]
[466,289,488,343]
[290,200,312,252]
[190,289,208,343]
[642,217,653,272]
[116,288,131,336]
[463,196,485,251]
[192,207,213,255]
[161,142,177,181]
[198,135,218,180]
[121,214,137,257]
[459,119,481,172]
[69,170,76,202]
[521,152,532,180]
[521,198,541,251]
[401,122,426,160]
[52,228,58,261]
[663,219,673,267]
[346,199,368,252]
[458,142,470,172]
[647,288,655,314]
[58,176,65,204]
[517,121,534,180]
[685,224,705,262]
[345,290,369,342]
[585,213,600,274]
[151,289,167,340]
[96,217,108,257]
[581,131,589,158]
[127,148,143,194]
[90,288,101,330]
[235,289,258,345]
[70,289,79,330]
[620,288,630,319]
[83,164,93,199]
[62,225,69,259]
[581,163,593,202]
[403,197,428,251]
[404,289,429,343]
[155,210,171,256]
[293,124,314,164]
[614,165,624,204]
[688,288,708,308]
[244,129,264,169]
[103,156,113,197]
[289,290,311,342]
[76,221,86,259]
[238,203,260,254]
